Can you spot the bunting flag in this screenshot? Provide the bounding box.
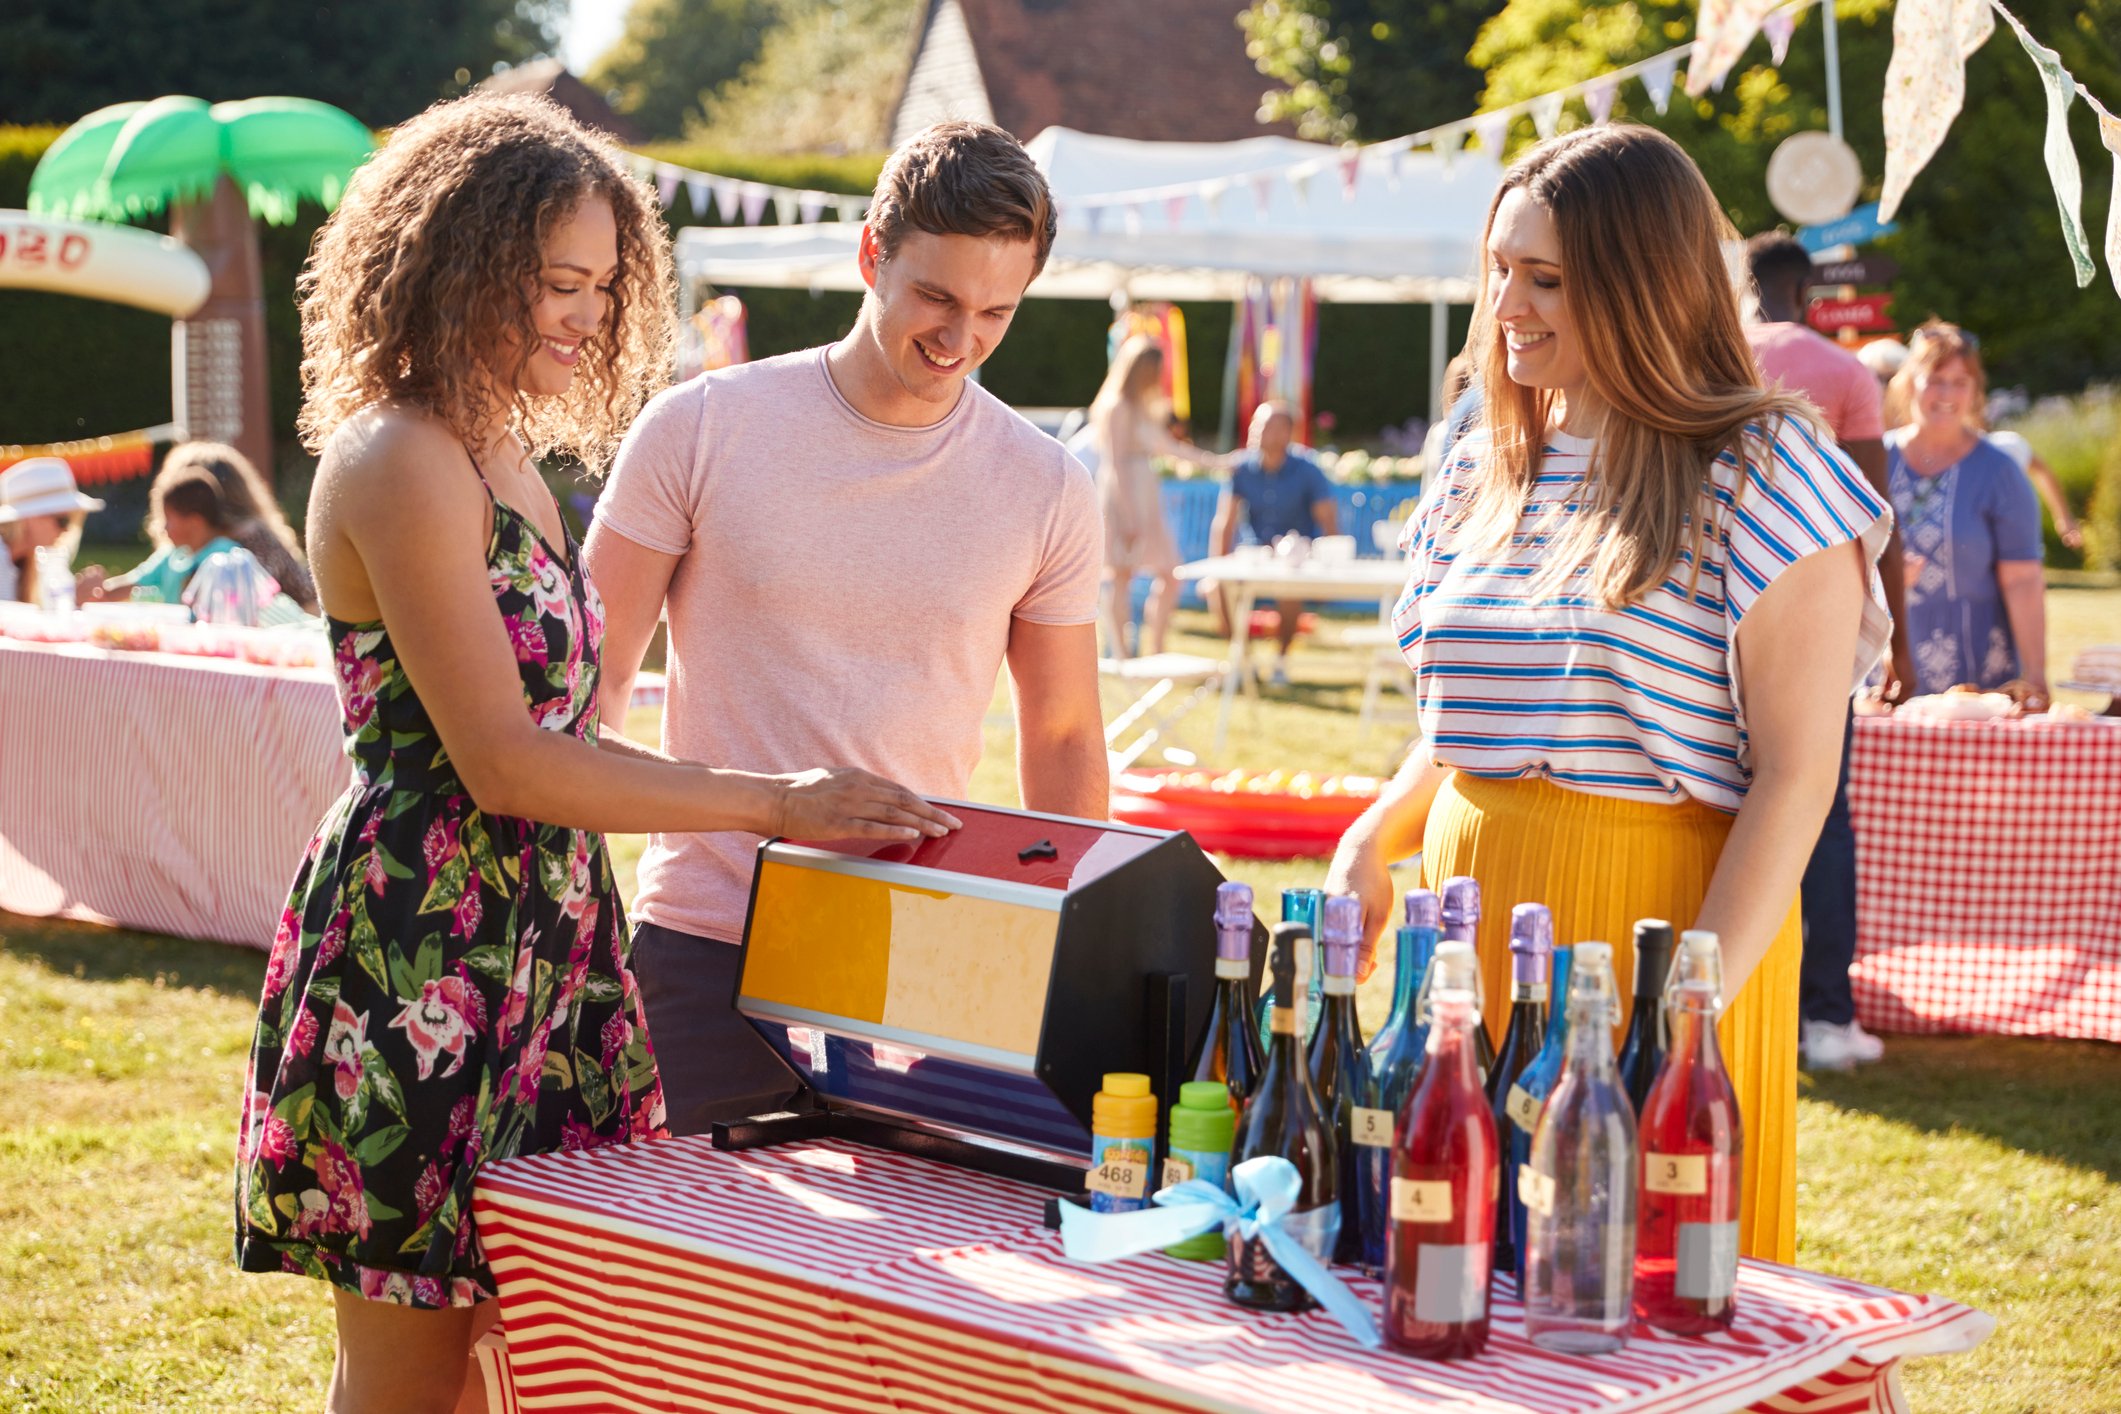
[2103,110,2121,298]
[1287,162,1316,203]
[838,199,867,223]
[772,192,796,226]
[1643,53,1681,113]
[1164,194,1189,228]
[2003,7,2096,285]
[1123,202,1144,234]
[739,184,768,225]
[799,193,826,223]
[654,165,680,207]
[1386,142,1407,187]
[1531,92,1566,139]
[1086,204,1105,235]
[1338,149,1362,199]
[1764,9,1797,64]
[1433,124,1463,173]
[1475,112,1510,155]
[0,425,177,486]
[1688,0,1781,97]
[1878,0,1997,220]
[684,175,709,215]
[1200,179,1228,219]
[1248,170,1275,218]
[714,179,743,225]
[1585,77,1619,124]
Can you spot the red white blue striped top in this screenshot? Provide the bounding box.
[1393,418,1893,812]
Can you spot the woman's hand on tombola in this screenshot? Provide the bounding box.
[1325,829,1396,983]
[770,768,963,842]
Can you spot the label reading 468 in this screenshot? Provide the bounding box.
[1087,1155,1150,1199]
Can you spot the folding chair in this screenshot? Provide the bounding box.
[1099,652,1224,771]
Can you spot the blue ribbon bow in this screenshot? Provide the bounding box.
[1057,1155,1381,1348]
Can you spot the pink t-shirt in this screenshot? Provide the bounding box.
[597,347,1102,942]
[1746,323,1886,443]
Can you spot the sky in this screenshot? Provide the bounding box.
[557,0,634,72]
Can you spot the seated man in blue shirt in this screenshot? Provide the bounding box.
[1209,402,1338,686]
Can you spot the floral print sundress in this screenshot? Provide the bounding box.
[235,473,664,1308]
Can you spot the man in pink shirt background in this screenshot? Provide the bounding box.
[586,122,1109,1133]
[1744,231,1909,1074]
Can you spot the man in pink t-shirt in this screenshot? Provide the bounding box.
[1744,231,1907,1075]
[586,123,1108,1132]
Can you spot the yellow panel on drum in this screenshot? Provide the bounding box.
[746,862,895,1023]
[881,892,1058,1056]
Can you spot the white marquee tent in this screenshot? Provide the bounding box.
[673,127,1505,418]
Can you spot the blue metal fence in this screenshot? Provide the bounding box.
[1137,479,1426,612]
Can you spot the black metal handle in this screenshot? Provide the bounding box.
[1018,839,1059,863]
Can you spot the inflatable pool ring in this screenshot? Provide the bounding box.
[1111,768,1380,859]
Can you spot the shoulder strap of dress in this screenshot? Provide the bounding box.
[459,440,501,504]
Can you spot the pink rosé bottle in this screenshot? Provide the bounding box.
[1384,955,1498,1359]
[1634,930,1742,1334]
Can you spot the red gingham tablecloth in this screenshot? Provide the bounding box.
[470,1136,1991,1414]
[0,638,347,948]
[1846,715,2121,1042]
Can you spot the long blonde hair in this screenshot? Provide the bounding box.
[1091,336,1166,423]
[1456,125,1816,608]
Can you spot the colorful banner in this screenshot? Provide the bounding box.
[1688,0,1783,98]
[0,424,176,486]
[1110,303,1192,423]
[1234,277,1317,444]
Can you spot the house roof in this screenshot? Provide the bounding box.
[892,0,1288,147]
[480,59,643,145]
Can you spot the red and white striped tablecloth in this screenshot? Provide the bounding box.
[471,1136,1991,1414]
[1847,715,2121,1042]
[0,638,347,948]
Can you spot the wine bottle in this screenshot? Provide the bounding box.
[1486,902,1552,1278]
[1384,972,1498,1359]
[1505,945,1573,1291]
[1227,922,1341,1312]
[1309,894,1372,1265]
[1523,943,1639,1354]
[1617,919,1675,1114]
[1635,930,1743,1335]
[1190,881,1266,1109]
[1438,876,1496,1075]
[1365,889,1439,1075]
[1258,887,1324,1049]
[1359,890,1441,1273]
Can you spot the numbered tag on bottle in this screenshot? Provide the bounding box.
[1088,1153,1150,1199]
[1517,1165,1556,1218]
[1351,1107,1395,1148]
[1505,1083,1542,1133]
[1390,1178,1454,1224]
[1160,1156,1195,1191]
[1645,1152,1709,1196]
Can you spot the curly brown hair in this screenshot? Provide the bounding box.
[296,91,673,474]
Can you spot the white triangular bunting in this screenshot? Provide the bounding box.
[1531,93,1565,139]
[1585,77,1619,124]
[1642,53,1679,114]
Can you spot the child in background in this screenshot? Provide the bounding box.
[77,465,243,605]
[159,441,320,611]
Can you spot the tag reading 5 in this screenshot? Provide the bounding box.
[1351,1107,1395,1148]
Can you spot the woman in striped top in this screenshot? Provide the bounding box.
[1328,126,1892,1264]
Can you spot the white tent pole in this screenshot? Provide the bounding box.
[1428,298,1450,424]
[1219,291,1246,451]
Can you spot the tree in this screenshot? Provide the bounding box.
[1468,0,2121,396]
[1241,0,1494,141]
[0,0,562,128]
[693,0,921,153]
[585,0,778,141]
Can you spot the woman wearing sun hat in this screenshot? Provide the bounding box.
[0,457,104,604]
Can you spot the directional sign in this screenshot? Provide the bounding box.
[1797,202,1900,253]
[1806,293,1895,333]
[1809,255,1901,287]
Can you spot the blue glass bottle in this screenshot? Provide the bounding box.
[1523,942,1638,1354]
[1505,945,1574,1291]
[1259,886,1324,1048]
[1357,890,1440,1272]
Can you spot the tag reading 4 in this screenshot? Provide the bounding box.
[1391,1178,1454,1224]
[1351,1107,1395,1148]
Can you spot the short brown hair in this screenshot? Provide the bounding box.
[151,468,232,537]
[1891,319,1988,427]
[868,121,1057,276]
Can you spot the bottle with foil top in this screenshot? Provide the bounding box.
[1487,902,1553,1278]
[1227,923,1340,1311]
[1523,943,1639,1354]
[1505,944,1574,1291]
[1087,1073,1158,1215]
[1188,882,1266,1109]
[1438,876,1496,1075]
[1635,930,1743,1334]
[1617,919,1676,1114]
[1384,974,1498,1359]
[1307,894,1373,1265]
[1359,889,1441,1272]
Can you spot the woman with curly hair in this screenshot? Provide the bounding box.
[234,92,956,1412]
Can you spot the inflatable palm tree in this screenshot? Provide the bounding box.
[29,96,374,479]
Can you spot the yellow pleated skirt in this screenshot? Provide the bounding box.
[1421,771,1800,1264]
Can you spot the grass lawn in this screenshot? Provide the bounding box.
[4,591,2118,1410]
